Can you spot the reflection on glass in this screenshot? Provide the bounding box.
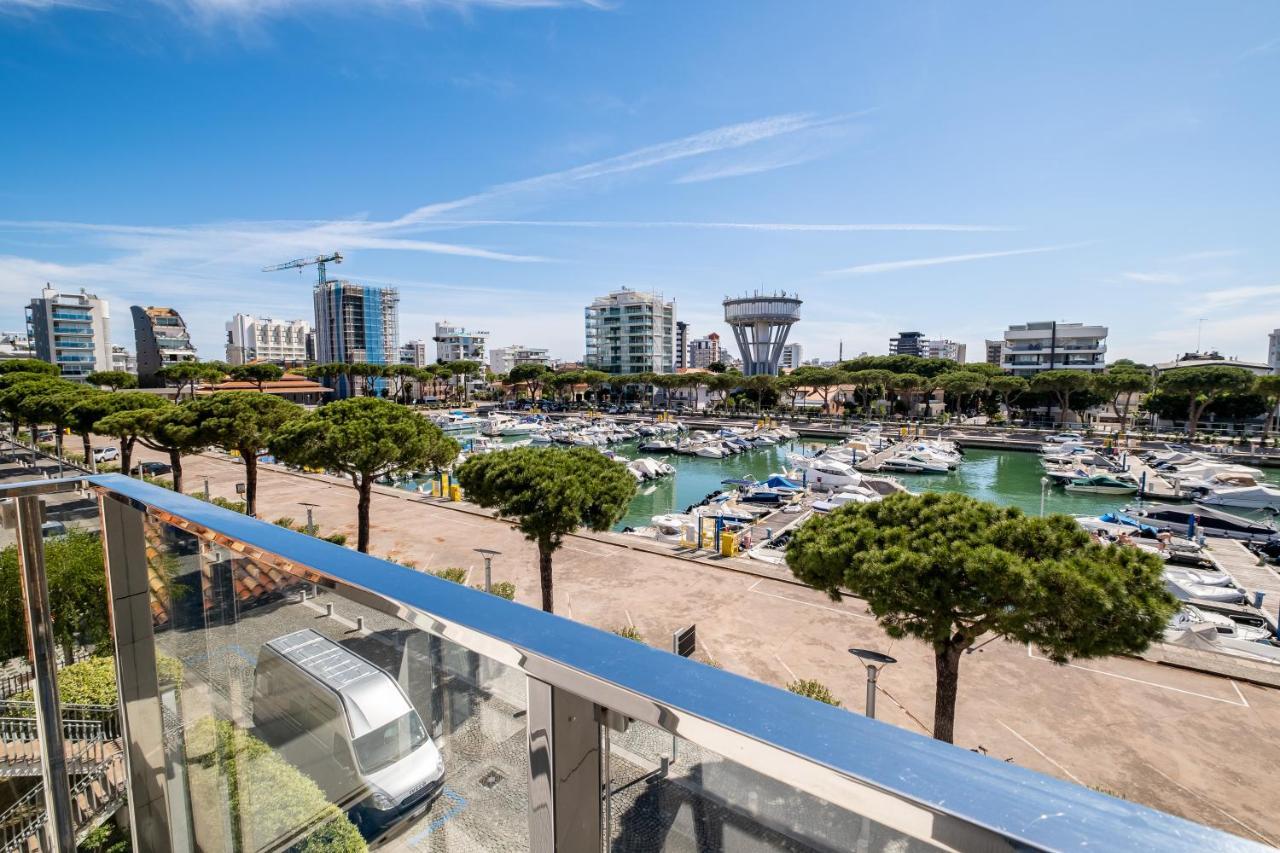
[143,515,529,851]
[605,720,934,853]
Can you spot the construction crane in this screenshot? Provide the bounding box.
[262,252,343,288]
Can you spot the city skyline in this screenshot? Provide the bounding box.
[1,2,1278,363]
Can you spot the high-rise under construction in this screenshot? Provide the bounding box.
[313,279,399,397]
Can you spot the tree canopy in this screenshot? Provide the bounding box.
[0,529,109,664]
[787,492,1175,743]
[1157,365,1257,438]
[455,447,636,612]
[270,398,459,552]
[229,363,284,390]
[185,392,302,516]
[85,370,138,391]
[0,359,58,377]
[92,394,170,475]
[1030,370,1092,424]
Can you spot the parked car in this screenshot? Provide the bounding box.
[40,520,67,538]
[93,446,119,463]
[131,461,172,476]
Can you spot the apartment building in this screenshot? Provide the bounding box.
[924,339,966,363]
[889,331,927,357]
[25,286,112,381]
[226,315,313,367]
[687,333,722,369]
[489,344,551,375]
[999,321,1107,377]
[434,321,487,364]
[780,342,803,371]
[131,305,198,386]
[313,280,399,397]
[584,288,676,374]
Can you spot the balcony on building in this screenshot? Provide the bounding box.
[0,473,1255,853]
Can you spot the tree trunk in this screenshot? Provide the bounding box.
[81,433,94,472]
[356,476,372,553]
[932,642,964,743]
[29,424,37,447]
[537,535,555,613]
[120,437,134,477]
[244,452,259,517]
[170,449,184,494]
[1187,397,1205,439]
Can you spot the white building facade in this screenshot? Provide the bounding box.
[1269,330,1280,374]
[1000,321,1107,378]
[434,321,487,365]
[780,342,803,371]
[584,288,676,374]
[489,345,551,375]
[226,315,313,366]
[924,339,967,363]
[25,287,112,381]
[400,339,430,368]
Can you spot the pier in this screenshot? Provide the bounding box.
[1121,453,1183,500]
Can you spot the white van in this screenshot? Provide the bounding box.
[252,629,445,836]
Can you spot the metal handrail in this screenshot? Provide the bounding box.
[1,473,1267,852]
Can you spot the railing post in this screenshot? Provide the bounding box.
[527,678,602,853]
[100,494,174,853]
[12,494,76,853]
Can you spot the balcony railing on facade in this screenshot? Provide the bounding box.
[1,474,1261,853]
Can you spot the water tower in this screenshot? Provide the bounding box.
[723,291,802,375]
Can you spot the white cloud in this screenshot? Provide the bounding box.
[1162,249,1241,263]
[391,113,856,225]
[0,0,606,18]
[429,219,1010,232]
[824,243,1084,277]
[1199,284,1280,311]
[673,156,812,184]
[1121,271,1185,285]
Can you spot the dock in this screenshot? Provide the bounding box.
[1204,539,1280,627]
[854,443,900,472]
[1120,453,1183,500]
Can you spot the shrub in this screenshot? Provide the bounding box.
[432,567,468,584]
[323,533,347,546]
[786,678,841,707]
[612,625,643,642]
[474,581,516,601]
[273,517,298,530]
[14,655,184,707]
[187,718,365,852]
[142,474,175,490]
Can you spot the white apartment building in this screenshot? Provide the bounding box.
[110,346,137,374]
[0,332,35,362]
[25,286,112,381]
[400,339,430,368]
[584,288,676,374]
[1269,330,1280,374]
[226,315,313,366]
[489,345,551,375]
[687,333,722,370]
[780,342,803,371]
[434,321,487,364]
[924,339,966,363]
[1000,321,1107,378]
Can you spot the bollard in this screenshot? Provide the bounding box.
[1253,590,1266,609]
[325,603,334,617]
[355,616,364,631]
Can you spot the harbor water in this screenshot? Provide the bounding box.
[401,434,1280,531]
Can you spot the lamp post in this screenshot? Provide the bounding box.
[848,648,896,719]
[299,502,320,536]
[473,548,500,593]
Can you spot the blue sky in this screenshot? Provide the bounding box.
[1,0,1278,365]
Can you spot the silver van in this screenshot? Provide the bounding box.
[252,629,445,835]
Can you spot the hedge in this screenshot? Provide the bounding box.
[13,655,184,707]
[187,718,366,853]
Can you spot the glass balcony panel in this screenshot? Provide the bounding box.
[604,719,931,852]
[143,517,530,851]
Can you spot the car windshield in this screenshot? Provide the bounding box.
[352,711,428,774]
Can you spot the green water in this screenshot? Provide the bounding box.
[400,436,1280,530]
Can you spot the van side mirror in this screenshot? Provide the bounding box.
[334,735,353,770]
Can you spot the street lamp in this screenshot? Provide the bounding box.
[848,648,896,719]
[473,548,501,593]
[299,501,320,536]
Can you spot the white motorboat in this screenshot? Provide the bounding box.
[431,412,485,433]
[1127,503,1279,543]
[802,459,862,488]
[1063,474,1140,495]
[879,452,950,474]
[1169,606,1274,642]
[650,514,691,540]
[694,445,726,458]
[1195,484,1280,512]
[1164,568,1245,603]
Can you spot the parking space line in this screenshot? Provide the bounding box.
[1026,645,1247,707]
[773,654,798,681]
[996,720,1083,785]
[1144,764,1275,846]
[749,584,872,621]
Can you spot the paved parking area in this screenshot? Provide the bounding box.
[15,443,1280,845]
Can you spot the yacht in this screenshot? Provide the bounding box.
[1194,484,1280,512]
[430,411,485,433]
[1127,503,1279,543]
[879,451,950,474]
[1063,474,1140,495]
[803,459,862,488]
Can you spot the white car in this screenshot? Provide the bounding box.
[93,446,119,463]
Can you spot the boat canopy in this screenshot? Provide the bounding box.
[1099,512,1162,535]
[763,475,803,490]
